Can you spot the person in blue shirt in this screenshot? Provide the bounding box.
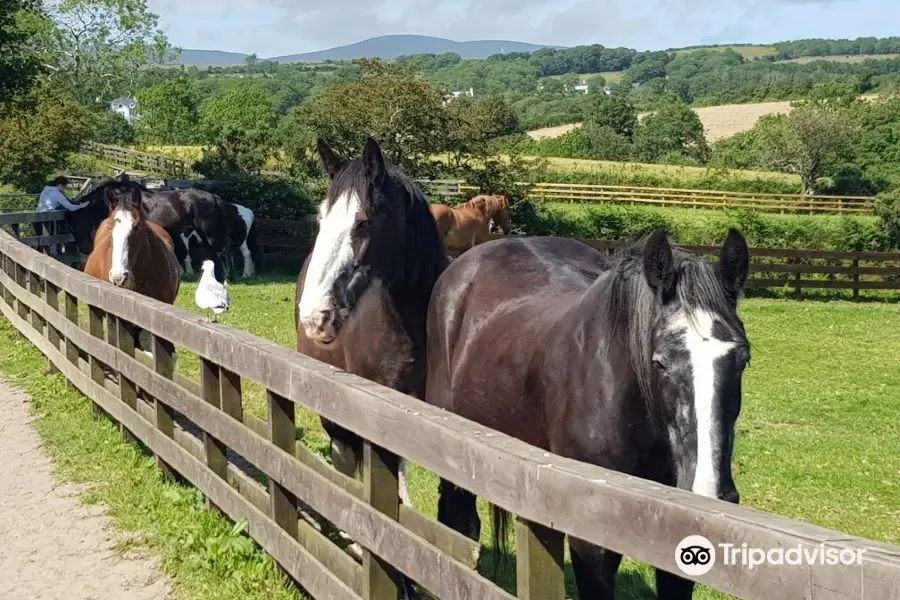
[35,176,86,238]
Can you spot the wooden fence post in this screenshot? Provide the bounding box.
[14,263,28,321]
[44,280,61,374]
[267,391,299,579]
[220,368,243,422]
[200,358,228,511]
[363,441,400,600]
[115,317,139,444]
[64,292,79,368]
[87,305,107,417]
[851,258,860,300]
[151,334,178,481]
[28,271,44,335]
[516,518,565,599]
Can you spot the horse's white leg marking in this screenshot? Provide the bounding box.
[180,233,193,275]
[235,204,255,278]
[297,192,359,328]
[398,458,413,507]
[108,208,135,284]
[670,309,735,498]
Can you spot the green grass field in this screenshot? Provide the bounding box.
[673,45,777,59]
[3,271,898,599]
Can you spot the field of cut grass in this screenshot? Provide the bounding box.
[2,268,898,598]
[782,53,900,64]
[673,45,777,59]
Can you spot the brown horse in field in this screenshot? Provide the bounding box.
[425,229,750,599]
[83,181,181,305]
[429,194,511,253]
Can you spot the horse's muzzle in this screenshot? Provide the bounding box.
[300,308,340,345]
[109,270,133,289]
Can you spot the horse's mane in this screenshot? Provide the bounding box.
[327,158,449,295]
[607,233,744,403]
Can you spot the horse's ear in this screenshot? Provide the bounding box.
[362,137,386,185]
[719,228,749,302]
[316,138,345,179]
[643,229,676,301]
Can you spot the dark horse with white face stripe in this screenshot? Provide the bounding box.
[294,136,448,497]
[425,230,750,599]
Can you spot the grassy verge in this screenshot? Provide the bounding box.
[0,316,305,600]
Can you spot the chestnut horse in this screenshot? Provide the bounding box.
[425,229,750,599]
[83,181,180,304]
[430,194,511,253]
[294,137,449,595]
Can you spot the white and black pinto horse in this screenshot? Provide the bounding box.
[182,203,258,279]
[67,178,233,279]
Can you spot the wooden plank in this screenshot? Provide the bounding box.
[200,358,228,511]
[516,518,565,599]
[88,305,105,395]
[0,300,361,600]
[28,270,44,334]
[64,291,78,366]
[44,280,61,373]
[116,317,139,443]
[220,368,243,421]
[0,211,68,226]
[20,233,75,248]
[4,233,900,600]
[151,333,178,481]
[363,442,400,600]
[268,390,300,547]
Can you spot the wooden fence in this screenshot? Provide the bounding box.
[81,143,873,215]
[84,142,189,178]
[253,217,900,298]
[0,211,82,267]
[2,228,900,598]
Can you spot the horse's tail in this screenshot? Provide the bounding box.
[490,504,511,578]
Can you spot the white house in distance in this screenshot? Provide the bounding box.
[444,87,475,102]
[109,97,137,122]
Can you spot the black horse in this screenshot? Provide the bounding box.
[424,229,750,599]
[67,178,231,278]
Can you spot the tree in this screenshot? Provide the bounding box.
[0,0,44,100]
[445,95,519,162]
[583,91,638,140]
[633,96,710,163]
[198,82,275,143]
[133,77,200,144]
[193,129,271,178]
[0,85,90,190]
[291,58,451,174]
[91,109,134,144]
[38,0,174,105]
[755,106,858,194]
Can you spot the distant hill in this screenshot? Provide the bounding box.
[170,35,561,65]
[171,49,250,65]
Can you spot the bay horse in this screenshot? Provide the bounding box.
[425,229,750,599]
[67,178,231,278]
[429,194,511,253]
[183,203,257,279]
[82,181,180,304]
[294,137,448,594]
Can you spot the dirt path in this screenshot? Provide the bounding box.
[0,377,171,600]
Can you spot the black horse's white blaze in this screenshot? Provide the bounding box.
[297,190,361,339]
[669,308,736,498]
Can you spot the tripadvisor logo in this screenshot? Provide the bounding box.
[675,535,716,576]
[675,535,866,576]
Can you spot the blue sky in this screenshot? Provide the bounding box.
[146,0,892,57]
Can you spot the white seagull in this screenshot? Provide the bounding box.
[195,260,230,322]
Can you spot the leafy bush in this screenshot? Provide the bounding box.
[91,110,134,145]
[521,202,887,251]
[0,86,90,191]
[873,189,900,247]
[194,174,316,220]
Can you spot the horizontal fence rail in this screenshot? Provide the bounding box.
[2,228,900,599]
[253,217,900,297]
[0,211,81,267]
[3,228,900,599]
[81,143,873,215]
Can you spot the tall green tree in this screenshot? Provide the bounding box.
[0,85,90,190]
[198,82,275,143]
[633,96,710,164]
[133,77,200,144]
[445,95,519,163]
[38,0,174,104]
[0,0,45,100]
[756,106,859,195]
[583,91,638,140]
[291,58,450,173]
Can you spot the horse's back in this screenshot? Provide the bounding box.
[426,236,609,446]
[429,203,455,237]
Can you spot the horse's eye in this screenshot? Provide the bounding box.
[354,220,371,235]
[652,353,669,373]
